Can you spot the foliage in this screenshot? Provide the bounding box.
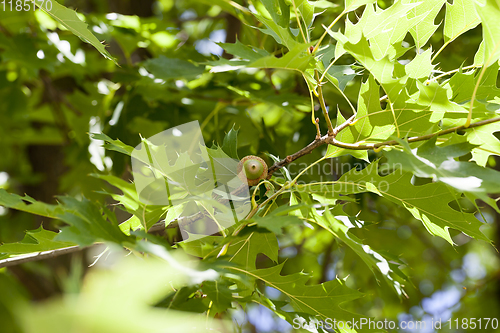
[0,0,499,332]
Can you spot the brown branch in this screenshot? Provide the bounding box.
[267,137,327,177]
[327,116,500,150]
[268,116,500,177]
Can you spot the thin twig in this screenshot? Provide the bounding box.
[328,116,500,150]
[267,137,327,177]
[0,246,87,269]
[267,116,500,176]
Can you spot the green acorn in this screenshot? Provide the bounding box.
[237,155,268,186]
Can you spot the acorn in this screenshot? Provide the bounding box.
[237,155,268,186]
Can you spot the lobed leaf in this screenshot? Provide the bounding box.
[35,0,117,64]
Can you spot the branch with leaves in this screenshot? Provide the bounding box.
[1,0,500,330]
[268,116,500,177]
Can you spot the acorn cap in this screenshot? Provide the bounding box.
[237,155,268,186]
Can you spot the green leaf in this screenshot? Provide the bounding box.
[206,145,240,185]
[91,133,134,156]
[227,262,364,321]
[92,174,167,231]
[319,45,358,91]
[348,75,395,141]
[250,43,315,73]
[201,280,235,314]
[251,204,305,235]
[293,0,315,27]
[334,161,491,245]
[473,40,485,67]
[474,0,500,67]
[406,49,435,79]
[22,248,224,333]
[384,138,500,211]
[334,1,421,61]
[448,63,500,105]
[408,0,446,49]
[444,0,480,44]
[0,189,62,219]
[91,174,140,211]
[0,188,132,247]
[467,122,500,167]
[416,80,466,124]
[341,35,403,97]
[344,0,376,13]
[35,1,116,64]
[221,126,240,160]
[144,56,205,80]
[225,229,279,270]
[261,0,290,28]
[253,11,299,49]
[218,39,271,62]
[216,42,314,74]
[0,226,76,254]
[313,207,406,297]
[363,1,423,60]
[56,197,132,246]
[325,110,369,161]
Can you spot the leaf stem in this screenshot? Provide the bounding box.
[431,40,451,63]
[304,75,321,138]
[291,0,308,44]
[465,65,487,127]
[312,10,346,54]
[379,84,400,137]
[319,58,339,83]
[315,71,335,135]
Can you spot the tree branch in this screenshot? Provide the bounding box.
[268,116,500,176]
[0,246,87,269]
[3,117,500,269]
[267,138,327,177]
[328,116,500,150]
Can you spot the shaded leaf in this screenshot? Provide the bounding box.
[225,229,279,270]
[0,226,76,254]
[261,0,290,28]
[144,56,205,80]
[251,204,305,235]
[227,262,364,321]
[221,126,240,160]
[385,137,500,210]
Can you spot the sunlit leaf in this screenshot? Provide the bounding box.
[35,1,116,64]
